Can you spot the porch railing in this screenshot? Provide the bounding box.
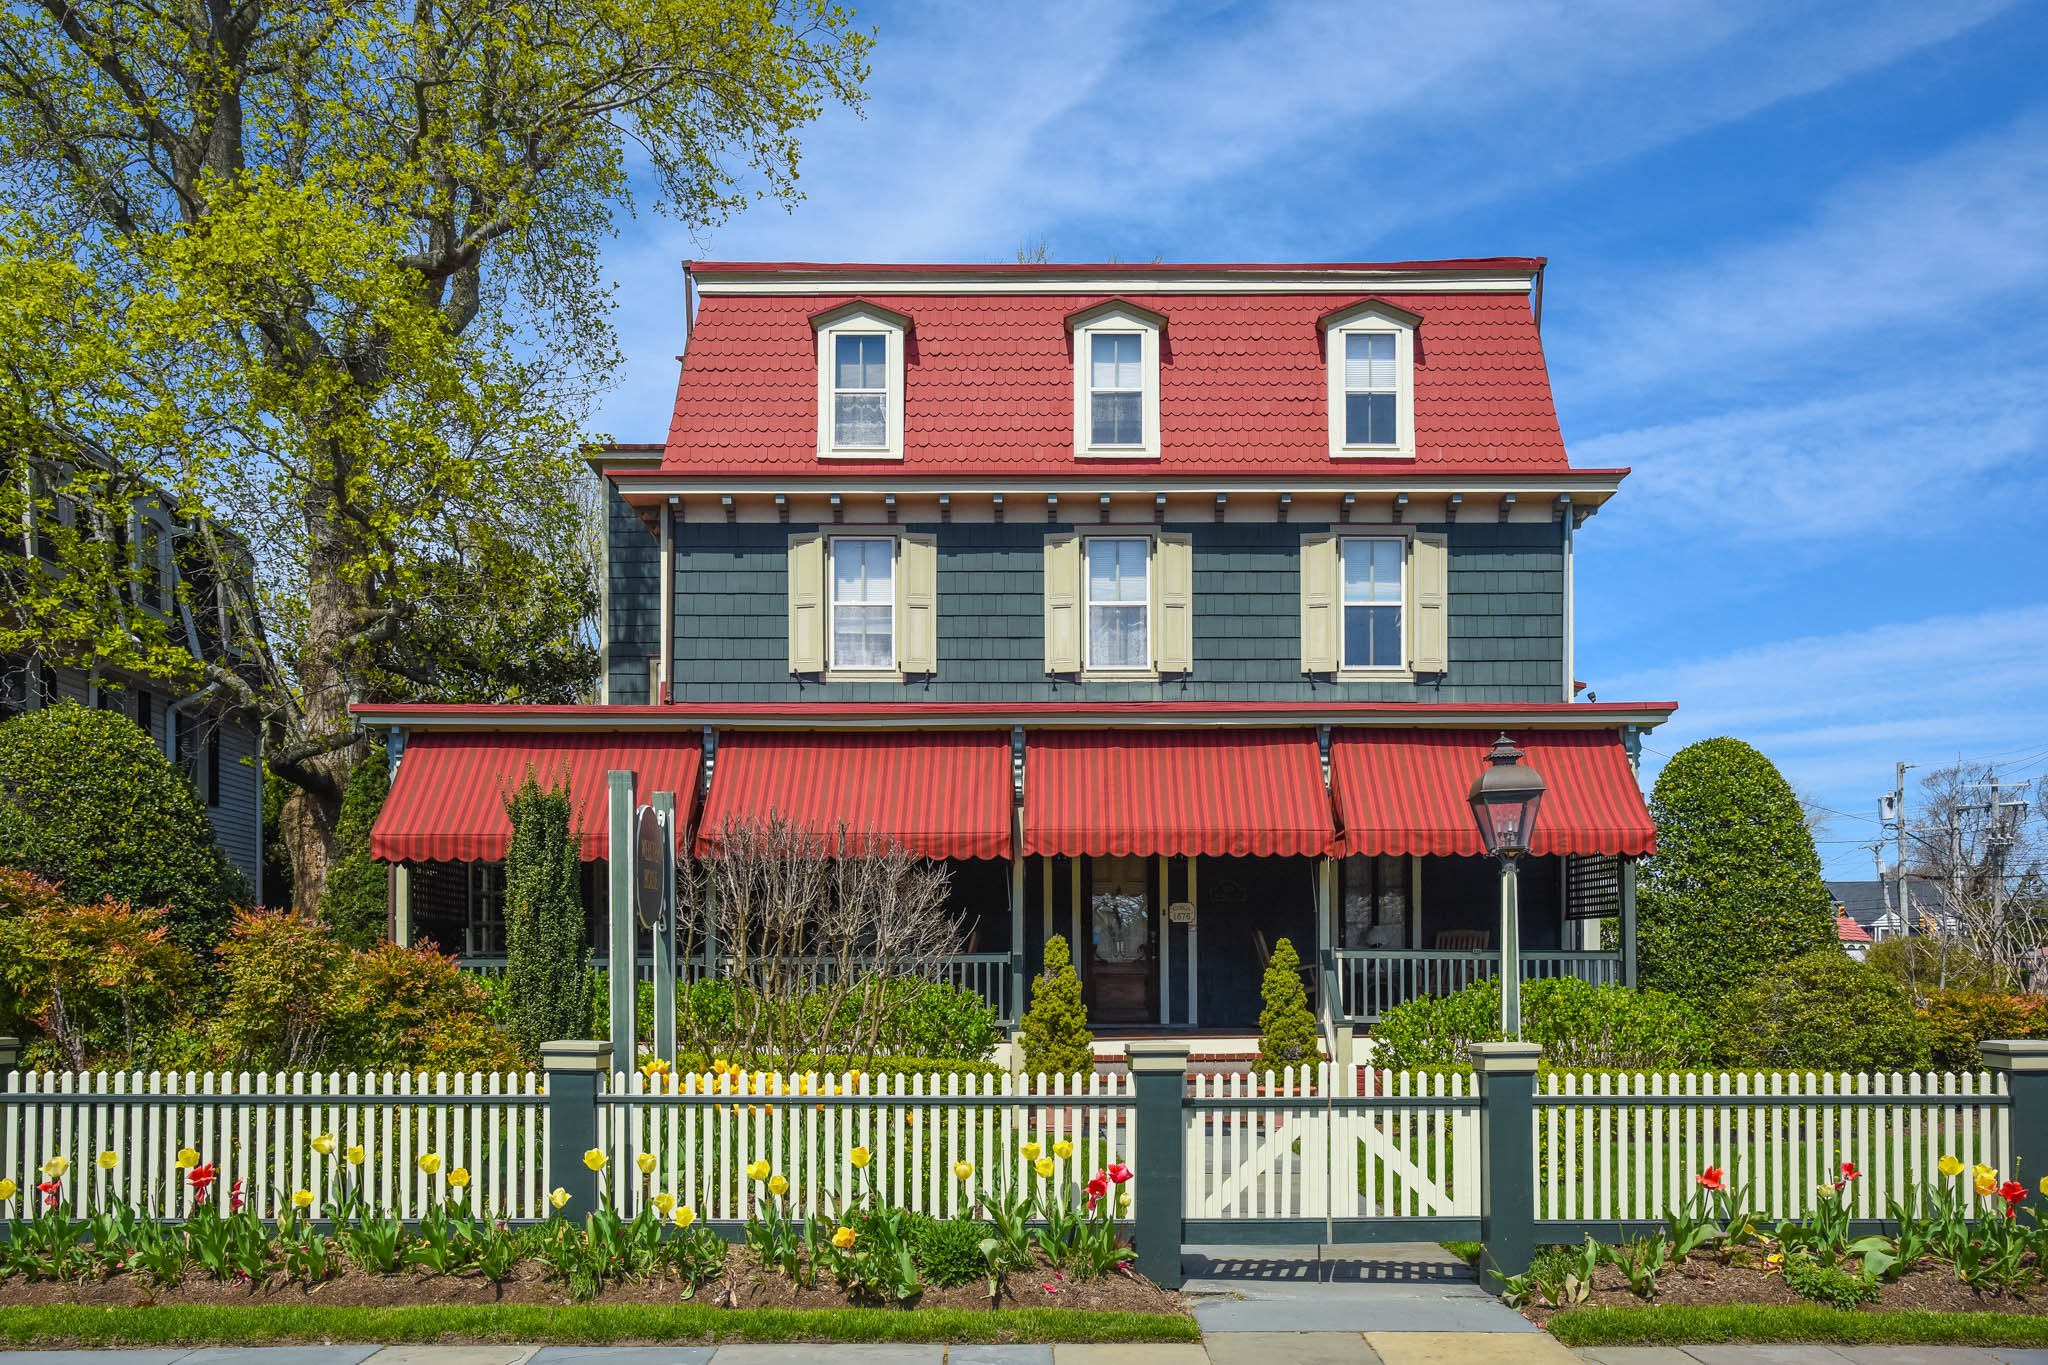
[1333,948,1624,1023]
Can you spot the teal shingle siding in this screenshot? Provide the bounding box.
[606,491,662,704]
[661,520,1564,704]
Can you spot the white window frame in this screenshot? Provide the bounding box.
[1338,532,1412,678]
[1069,304,1162,459]
[1083,534,1152,674]
[827,534,897,673]
[813,303,907,460]
[1322,301,1417,459]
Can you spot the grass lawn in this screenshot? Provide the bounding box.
[0,1305,1201,1348]
[1547,1306,2048,1348]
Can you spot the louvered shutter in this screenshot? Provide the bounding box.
[1153,533,1193,673]
[1299,531,1338,674]
[787,531,825,674]
[1409,531,1448,674]
[1043,532,1081,674]
[897,533,937,674]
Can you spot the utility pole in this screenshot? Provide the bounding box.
[1895,762,1913,939]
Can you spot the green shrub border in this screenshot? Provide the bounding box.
[0,1304,1198,1347]
[1547,1306,2048,1347]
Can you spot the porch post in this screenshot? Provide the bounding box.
[607,770,637,1057]
[1499,858,1522,1039]
[1009,817,1027,1028]
[1472,1039,1542,1291]
[1619,857,1639,989]
[651,790,678,1065]
[391,862,412,947]
[1126,1040,1188,1290]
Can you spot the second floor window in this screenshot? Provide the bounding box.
[1086,537,1150,670]
[1343,332,1398,445]
[832,334,888,448]
[830,537,894,670]
[1089,334,1144,445]
[1342,537,1404,669]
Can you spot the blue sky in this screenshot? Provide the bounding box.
[588,1,2048,878]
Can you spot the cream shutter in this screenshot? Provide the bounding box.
[1410,531,1448,674]
[1153,532,1193,673]
[1299,530,1339,673]
[787,531,826,674]
[1043,531,1081,674]
[897,532,938,674]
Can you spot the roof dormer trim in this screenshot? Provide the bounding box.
[1317,297,1424,332]
[1063,298,1168,334]
[808,299,913,333]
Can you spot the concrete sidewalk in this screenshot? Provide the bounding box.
[1179,1242,1537,1334]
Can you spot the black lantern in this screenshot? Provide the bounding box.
[1466,733,1547,859]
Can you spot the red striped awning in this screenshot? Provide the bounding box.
[1022,728,1334,858]
[1328,728,1655,858]
[695,730,1014,860]
[371,731,702,863]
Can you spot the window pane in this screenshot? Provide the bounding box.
[1344,391,1398,445]
[835,334,886,390]
[1089,603,1148,669]
[1344,332,1396,390]
[833,539,893,603]
[1090,391,1142,444]
[834,392,886,446]
[1343,539,1402,604]
[1343,604,1402,669]
[1088,538,1148,603]
[833,604,892,670]
[1091,333,1142,389]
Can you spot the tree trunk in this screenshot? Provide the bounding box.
[282,480,370,916]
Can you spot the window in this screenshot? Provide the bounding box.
[1343,333,1397,445]
[138,521,164,610]
[1085,537,1150,671]
[468,863,506,955]
[831,334,888,448]
[1340,854,1411,949]
[1089,334,1144,445]
[1341,537,1404,669]
[829,537,895,671]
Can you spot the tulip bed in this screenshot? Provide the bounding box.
[0,1137,1177,1320]
[1515,1155,2048,1323]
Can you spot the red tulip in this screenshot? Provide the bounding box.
[2000,1180,2027,1206]
[36,1181,59,1207]
[189,1163,217,1203]
[1107,1163,1134,1185]
[229,1177,246,1213]
[1086,1172,1110,1199]
[1840,1161,1861,1182]
[1696,1167,1725,1192]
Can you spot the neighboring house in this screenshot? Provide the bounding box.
[357,257,1673,1031]
[1828,874,1959,943]
[1,464,266,900]
[1835,911,1873,961]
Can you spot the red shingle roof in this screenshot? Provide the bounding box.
[660,289,1569,477]
[1836,912,1874,945]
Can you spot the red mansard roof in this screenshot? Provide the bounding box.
[653,262,1571,480]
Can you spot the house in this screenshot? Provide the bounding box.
[1,464,266,899]
[357,257,1673,1032]
[1828,874,1959,944]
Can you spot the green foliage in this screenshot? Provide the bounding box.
[1867,937,2007,997]
[1020,936,1094,1079]
[0,705,242,946]
[1713,950,1932,1072]
[1369,975,1712,1071]
[319,748,390,950]
[503,771,592,1062]
[1920,991,2048,1071]
[905,1214,998,1288]
[1637,737,1839,1006]
[212,910,350,1070]
[333,943,523,1074]
[1256,938,1321,1073]
[1783,1255,1882,1309]
[665,977,1003,1064]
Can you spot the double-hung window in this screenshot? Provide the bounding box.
[1089,334,1145,446]
[1341,537,1404,669]
[1342,333,1398,446]
[1085,537,1150,671]
[832,334,888,449]
[829,537,895,671]
[1339,854,1411,949]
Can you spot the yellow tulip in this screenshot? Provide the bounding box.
[550,1187,571,1209]
[419,1153,442,1175]
[1053,1140,1073,1160]
[673,1205,697,1229]
[292,1188,315,1209]
[1118,1191,1132,1213]
[449,1168,471,1189]
[175,1148,199,1170]
[2040,1176,2048,1199]
[850,1146,872,1168]
[1976,1163,1995,1182]
[347,1145,366,1165]
[0,1179,15,1202]
[1977,1172,1998,1196]
[1035,1157,1056,1179]
[747,1160,772,1182]
[1938,1154,1964,1178]
[654,1192,676,1215]
[768,1175,789,1196]
[41,1156,68,1179]
[583,1148,608,1172]
[1020,1142,1042,1162]
[832,1225,858,1249]
[311,1134,336,1156]
[96,1151,118,1171]
[637,1152,658,1175]
[954,1161,974,1182]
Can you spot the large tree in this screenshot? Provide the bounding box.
[0,0,868,911]
[1636,735,1839,1005]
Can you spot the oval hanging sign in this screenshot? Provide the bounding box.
[634,804,669,929]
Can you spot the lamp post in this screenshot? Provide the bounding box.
[1467,733,1547,1039]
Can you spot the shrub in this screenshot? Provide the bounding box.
[1713,949,1932,1072]
[1257,937,1320,1073]
[1784,1255,1880,1308]
[212,908,350,1069]
[1922,991,2048,1070]
[905,1213,997,1287]
[1636,737,1839,1007]
[330,942,522,1073]
[1020,935,1094,1078]
[1369,975,1711,1071]
[868,980,1005,1061]
[319,747,389,949]
[0,704,244,946]
[1868,937,2007,998]
[502,770,591,1062]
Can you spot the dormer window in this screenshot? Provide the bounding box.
[811,300,909,460]
[1320,298,1420,459]
[1067,300,1164,459]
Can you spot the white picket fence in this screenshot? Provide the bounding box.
[1,1069,548,1221]
[598,1068,1135,1222]
[1535,1070,2012,1224]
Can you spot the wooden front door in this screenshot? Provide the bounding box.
[1085,854,1156,1024]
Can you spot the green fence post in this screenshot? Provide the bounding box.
[1982,1040,2048,1189]
[543,1039,612,1218]
[1472,1040,1542,1293]
[1126,1040,1188,1290]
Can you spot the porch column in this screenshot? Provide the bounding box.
[1619,856,1639,989]
[1009,812,1026,1027]
[392,863,412,947]
[607,770,636,1056]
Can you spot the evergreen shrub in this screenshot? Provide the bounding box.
[1256,937,1321,1073]
[1712,949,1931,1072]
[502,768,591,1062]
[319,747,389,948]
[1020,935,1094,1078]
[1922,991,2048,1070]
[1369,975,1711,1071]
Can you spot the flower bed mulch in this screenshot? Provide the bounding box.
[1521,1253,2048,1325]
[0,1245,1183,1317]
